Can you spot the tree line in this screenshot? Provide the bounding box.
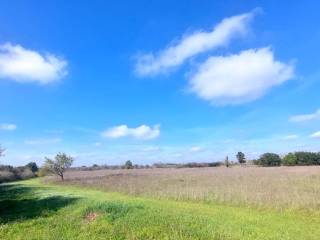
[234,151,320,167]
[1,142,320,184]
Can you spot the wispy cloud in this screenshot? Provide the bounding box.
[0,43,67,84]
[0,123,17,131]
[24,138,61,145]
[135,9,259,76]
[189,47,294,104]
[189,146,205,152]
[141,146,161,152]
[93,142,102,147]
[282,134,298,140]
[289,109,320,122]
[102,124,160,140]
[310,131,320,138]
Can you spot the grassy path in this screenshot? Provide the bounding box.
[1,179,320,240]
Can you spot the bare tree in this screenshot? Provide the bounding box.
[0,145,5,157]
[44,153,74,180]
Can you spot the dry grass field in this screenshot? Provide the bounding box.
[47,166,320,211]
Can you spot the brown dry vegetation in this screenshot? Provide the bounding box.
[46,166,320,211]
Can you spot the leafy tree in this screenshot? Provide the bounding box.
[124,160,133,169]
[282,153,298,166]
[236,152,246,164]
[25,162,39,173]
[294,151,320,165]
[258,153,281,166]
[44,153,74,180]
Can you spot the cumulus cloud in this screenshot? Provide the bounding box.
[24,138,61,145]
[189,47,294,104]
[135,9,259,76]
[0,43,67,84]
[0,123,17,131]
[102,124,160,140]
[282,135,298,140]
[289,109,320,122]
[310,131,320,138]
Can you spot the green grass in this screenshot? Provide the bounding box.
[1,179,320,240]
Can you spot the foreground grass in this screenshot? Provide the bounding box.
[1,179,320,240]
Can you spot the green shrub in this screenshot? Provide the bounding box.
[282,153,298,166]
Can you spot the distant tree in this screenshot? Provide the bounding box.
[225,156,230,167]
[44,153,74,180]
[294,151,320,165]
[25,162,39,173]
[236,152,246,164]
[282,153,298,166]
[124,160,133,169]
[258,153,281,166]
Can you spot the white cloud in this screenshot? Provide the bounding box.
[135,9,259,76]
[102,124,160,140]
[282,135,298,140]
[289,109,320,122]
[0,123,17,131]
[310,131,320,139]
[24,138,61,145]
[189,47,294,104]
[189,146,204,152]
[0,43,67,84]
[141,146,161,152]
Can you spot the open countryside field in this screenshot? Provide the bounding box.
[48,166,320,211]
[0,173,319,240]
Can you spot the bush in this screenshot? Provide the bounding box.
[124,160,133,169]
[257,153,281,167]
[18,168,35,179]
[26,162,39,173]
[37,168,50,177]
[282,153,298,166]
[0,165,36,183]
[0,170,16,183]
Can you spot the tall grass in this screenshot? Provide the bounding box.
[47,166,320,211]
[2,179,320,240]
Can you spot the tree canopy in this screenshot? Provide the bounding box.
[44,153,74,180]
[236,152,246,164]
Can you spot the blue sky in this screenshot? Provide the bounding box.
[0,0,320,166]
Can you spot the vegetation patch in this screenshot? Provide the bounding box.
[82,201,144,222]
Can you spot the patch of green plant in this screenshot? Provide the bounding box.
[82,201,144,222]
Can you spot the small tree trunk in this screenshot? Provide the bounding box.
[60,173,64,181]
